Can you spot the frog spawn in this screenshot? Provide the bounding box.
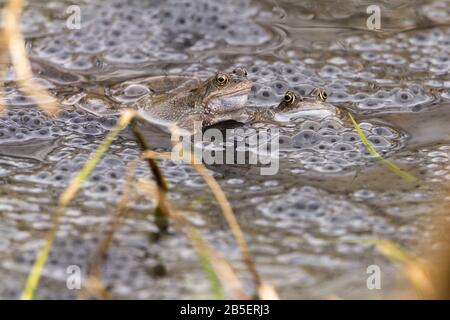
[3,0,448,300]
[1,154,211,299]
[250,185,422,288]
[0,81,405,198]
[27,0,270,72]
[282,120,403,174]
[245,58,440,113]
[0,106,119,145]
[342,27,449,110]
[0,147,213,299]
[98,65,404,177]
[24,1,449,111]
[397,145,450,184]
[8,143,208,205]
[0,230,204,299]
[0,93,207,202]
[257,186,392,242]
[243,25,449,113]
[207,118,404,174]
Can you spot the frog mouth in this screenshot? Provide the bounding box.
[206,91,249,114]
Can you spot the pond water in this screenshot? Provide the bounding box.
[0,0,450,299]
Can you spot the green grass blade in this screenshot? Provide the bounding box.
[348,112,417,183]
[20,110,135,300]
[190,230,225,300]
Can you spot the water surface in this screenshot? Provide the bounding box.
[0,0,450,299]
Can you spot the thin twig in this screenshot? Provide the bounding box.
[82,160,139,299]
[132,127,250,299]
[142,148,279,299]
[131,120,170,232]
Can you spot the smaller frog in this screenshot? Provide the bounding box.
[273,88,342,120]
[248,87,348,125]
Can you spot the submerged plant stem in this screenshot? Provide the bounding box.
[130,120,170,232]
[142,148,279,300]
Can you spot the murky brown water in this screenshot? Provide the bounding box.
[0,0,450,299]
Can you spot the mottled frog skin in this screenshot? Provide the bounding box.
[105,70,346,131]
[135,68,252,131]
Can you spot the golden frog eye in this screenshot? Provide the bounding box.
[215,73,229,86]
[319,89,327,102]
[283,91,296,104]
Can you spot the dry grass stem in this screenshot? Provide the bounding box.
[82,160,140,299]
[1,0,58,114]
[142,146,279,299]
[21,110,135,299]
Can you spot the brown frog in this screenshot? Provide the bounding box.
[134,67,252,131]
[77,71,347,132]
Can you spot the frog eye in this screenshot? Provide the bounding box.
[318,89,327,102]
[283,91,296,104]
[215,73,229,86]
